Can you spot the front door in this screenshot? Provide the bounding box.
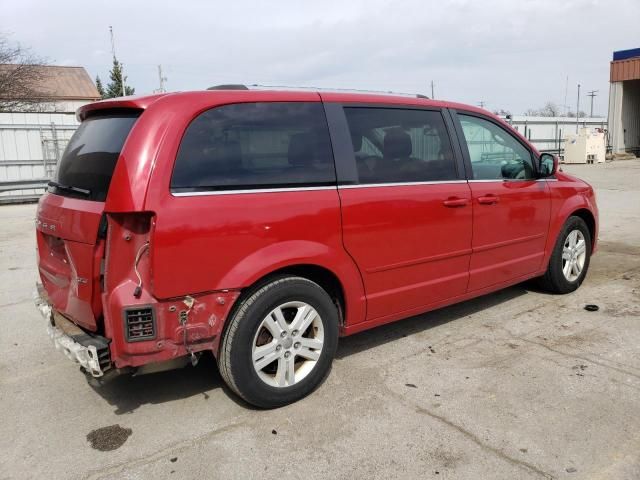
[335,105,473,321]
[454,112,551,292]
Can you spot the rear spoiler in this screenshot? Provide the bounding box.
[76,94,169,121]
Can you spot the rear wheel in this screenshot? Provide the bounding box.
[538,216,592,294]
[218,276,339,408]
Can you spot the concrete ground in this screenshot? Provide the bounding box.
[1,160,639,480]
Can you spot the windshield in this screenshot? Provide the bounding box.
[51,112,140,201]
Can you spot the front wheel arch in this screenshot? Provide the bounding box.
[538,215,592,294]
[569,208,596,253]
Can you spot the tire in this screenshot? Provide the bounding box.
[538,216,592,294]
[218,276,339,408]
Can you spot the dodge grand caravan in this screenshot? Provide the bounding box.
[34,88,598,407]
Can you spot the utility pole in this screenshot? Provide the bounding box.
[109,26,125,96]
[576,83,581,133]
[563,75,569,116]
[157,65,167,93]
[430,80,435,99]
[478,100,486,109]
[587,90,598,117]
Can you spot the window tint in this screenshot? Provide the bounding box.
[53,112,140,201]
[343,107,456,184]
[458,114,534,180]
[171,102,335,192]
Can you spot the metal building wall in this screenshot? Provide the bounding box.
[608,82,624,153]
[0,111,79,202]
[502,116,607,154]
[608,80,640,155]
[608,51,640,155]
[620,80,640,155]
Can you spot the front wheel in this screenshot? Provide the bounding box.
[538,216,592,294]
[218,276,339,408]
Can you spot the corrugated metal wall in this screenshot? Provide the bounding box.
[610,58,640,82]
[621,80,640,154]
[0,112,79,202]
[504,117,607,153]
[608,80,640,154]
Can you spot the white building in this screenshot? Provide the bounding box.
[0,65,100,202]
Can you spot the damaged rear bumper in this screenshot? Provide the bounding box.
[34,283,111,377]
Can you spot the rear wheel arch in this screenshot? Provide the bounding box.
[217,264,347,356]
[217,274,340,407]
[263,265,346,324]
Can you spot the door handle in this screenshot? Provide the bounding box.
[477,195,499,205]
[443,197,469,208]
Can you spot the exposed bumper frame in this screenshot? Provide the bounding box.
[34,284,107,377]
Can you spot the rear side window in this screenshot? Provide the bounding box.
[52,112,140,201]
[171,102,335,192]
[343,107,456,184]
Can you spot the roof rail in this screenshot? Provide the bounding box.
[206,83,429,99]
[207,84,250,90]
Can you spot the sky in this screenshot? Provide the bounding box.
[3,0,638,115]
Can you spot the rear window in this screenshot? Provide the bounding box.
[51,112,140,201]
[171,102,335,192]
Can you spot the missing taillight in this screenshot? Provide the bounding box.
[123,306,155,341]
[133,241,150,298]
[104,212,154,298]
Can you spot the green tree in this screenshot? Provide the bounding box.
[104,57,135,98]
[95,75,106,99]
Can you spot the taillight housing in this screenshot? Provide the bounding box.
[123,306,156,342]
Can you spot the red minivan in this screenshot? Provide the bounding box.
[34,88,598,407]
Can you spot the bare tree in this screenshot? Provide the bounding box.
[0,35,52,112]
[538,102,561,117]
[493,108,512,116]
[524,102,561,117]
[566,110,587,118]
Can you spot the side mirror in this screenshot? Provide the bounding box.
[538,153,558,177]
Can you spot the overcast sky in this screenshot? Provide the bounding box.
[4,0,638,115]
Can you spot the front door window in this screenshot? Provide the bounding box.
[459,115,534,180]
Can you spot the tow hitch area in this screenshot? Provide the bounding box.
[34,284,111,377]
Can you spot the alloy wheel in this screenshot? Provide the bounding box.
[562,229,587,282]
[251,301,324,388]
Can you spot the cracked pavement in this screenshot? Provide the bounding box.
[1,160,639,479]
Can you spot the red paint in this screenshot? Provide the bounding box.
[467,179,551,291]
[339,183,472,321]
[37,90,598,371]
[36,196,105,330]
